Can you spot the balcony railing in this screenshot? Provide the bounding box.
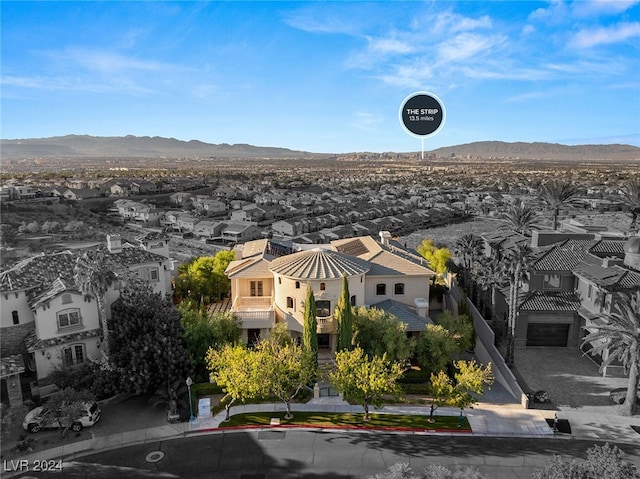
[317,315,335,334]
[232,295,275,327]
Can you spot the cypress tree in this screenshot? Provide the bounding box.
[335,275,354,351]
[302,284,318,367]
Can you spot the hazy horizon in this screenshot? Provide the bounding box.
[2,1,640,152]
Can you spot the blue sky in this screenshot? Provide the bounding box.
[2,1,639,153]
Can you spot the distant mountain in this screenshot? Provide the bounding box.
[1,135,639,161]
[0,135,319,160]
[430,141,640,161]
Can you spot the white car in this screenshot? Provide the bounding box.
[23,401,101,433]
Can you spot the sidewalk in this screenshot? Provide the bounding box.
[8,394,639,478]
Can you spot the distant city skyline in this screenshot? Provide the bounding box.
[2,1,639,153]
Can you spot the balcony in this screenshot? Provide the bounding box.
[317,315,335,334]
[231,296,275,328]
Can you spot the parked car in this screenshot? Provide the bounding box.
[23,401,101,433]
[609,387,640,405]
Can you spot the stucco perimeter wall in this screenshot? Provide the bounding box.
[449,287,529,409]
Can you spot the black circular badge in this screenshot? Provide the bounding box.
[399,92,445,138]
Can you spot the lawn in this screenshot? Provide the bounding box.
[218,411,471,431]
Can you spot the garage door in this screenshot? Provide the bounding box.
[526,323,569,347]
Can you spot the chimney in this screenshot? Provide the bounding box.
[414,298,429,318]
[379,230,391,245]
[107,234,122,253]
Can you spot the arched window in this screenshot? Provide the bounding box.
[320,282,326,291]
[286,297,294,309]
[295,281,300,289]
[394,283,405,295]
[61,293,73,304]
[350,295,356,306]
[376,284,386,295]
[12,311,19,325]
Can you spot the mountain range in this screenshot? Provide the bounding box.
[1,135,639,161]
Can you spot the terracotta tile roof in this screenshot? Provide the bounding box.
[30,278,81,310]
[25,327,103,352]
[269,248,371,280]
[519,291,582,312]
[371,299,432,332]
[0,251,76,293]
[574,257,640,293]
[0,355,25,378]
[589,240,626,258]
[533,240,594,272]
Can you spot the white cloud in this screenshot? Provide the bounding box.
[572,0,640,17]
[437,33,506,63]
[366,36,415,55]
[569,22,640,48]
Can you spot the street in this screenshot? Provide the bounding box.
[11,430,640,479]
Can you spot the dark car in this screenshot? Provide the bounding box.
[609,387,640,405]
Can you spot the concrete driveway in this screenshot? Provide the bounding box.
[513,347,629,412]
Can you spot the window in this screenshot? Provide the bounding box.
[61,294,73,304]
[12,311,19,325]
[320,282,326,291]
[350,295,356,306]
[543,274,560,289]
[62,344,86,367]
[286,297,294,309]
[250,281,263,297]
[587,284,593,300]
[394,283,405,295]
[316,300,331,318]
[376,284,387,296]
[149,268,159,281]
[57,309,81,329]
[295,281,300,289]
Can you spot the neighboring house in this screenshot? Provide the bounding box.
[0,235,173,403]
[225,232,436,349]
[195,198,227,215]
[61,188,102,201]
[221,223,262,244]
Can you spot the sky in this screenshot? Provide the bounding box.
[2,1,640,154]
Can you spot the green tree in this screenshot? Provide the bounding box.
[501,202,537,236]
[504,242,534,368]
[476,244,507,322]
[329,347,404,421]
[539,180,579,230]
[436,310,475,353]
[620,176,640,231]
[180,303,241,382]
[430,360,494,410]
[370,462,486,479]
[206,344,262,421]
[256,336,316,419]
[302,284,318,367]
[416,324,459,377]
[173,251,235,309]
[453,234,483,294]
[44,388,95,437]
[109,285,192,396]
[417,239,453,283]
[582,291,640,416]
[532,443,638,479]
[352,306,415,364]
[74,250,118,360]
[335,275,354,352]
[267,322,295,347]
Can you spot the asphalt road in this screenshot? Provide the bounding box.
[9,430,640,479]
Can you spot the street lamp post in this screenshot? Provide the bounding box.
[186,376,195,422]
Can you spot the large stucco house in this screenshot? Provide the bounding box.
[225,232,436,351]
[0,234,173,407]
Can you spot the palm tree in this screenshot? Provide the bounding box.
[539,180,579,230]
[620,177,640,231]
[582,291,640,416]
[504,242,534,368]
[74,250,117,360]
[454,234,483,299]
[502,202,537,236]
[476,244,507,322]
